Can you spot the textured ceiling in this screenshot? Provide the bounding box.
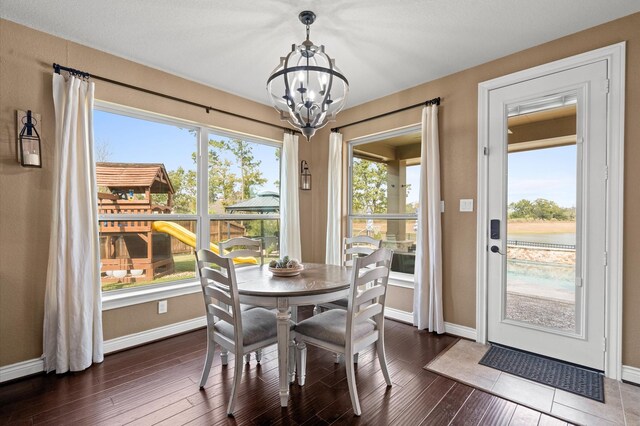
[2,1,639,108]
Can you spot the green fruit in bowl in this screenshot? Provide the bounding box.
[270,257,301,268]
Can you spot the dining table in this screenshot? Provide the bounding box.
[235,263,352,407]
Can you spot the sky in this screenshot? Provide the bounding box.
[93,110,281,194]
[508,145,577,208]
[94,110,575,208]
[405,164,420,204]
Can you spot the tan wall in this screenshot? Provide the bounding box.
[102,293,202,340]
[386,286,414,314]
[0,19,291,366]
[311,13,640,367]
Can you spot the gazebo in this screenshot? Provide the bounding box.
[225,191,280,248]
[224,191,280,214]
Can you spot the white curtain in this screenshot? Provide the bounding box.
[280,132,302,260]
[325,132,343,265]
[43,74,103,373]
[413,105,444,333]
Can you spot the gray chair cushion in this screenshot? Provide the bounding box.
[214,307,293,346]
[240,304,256,311]
[294,309,375,347]
[323,297,348,308]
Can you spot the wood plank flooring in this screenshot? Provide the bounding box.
[0,308,572,425]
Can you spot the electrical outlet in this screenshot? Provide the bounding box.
[158,300,168,314]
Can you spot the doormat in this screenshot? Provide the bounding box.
[479,345,604,402]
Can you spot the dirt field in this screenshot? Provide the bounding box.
[507,221,575,234]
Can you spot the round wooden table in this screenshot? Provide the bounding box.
[235,263,351,407]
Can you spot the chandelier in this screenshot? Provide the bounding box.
[267,11,349,141]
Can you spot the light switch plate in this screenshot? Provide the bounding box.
[459,199,474,212]
[158,300,168,314]
[441,200,445,212]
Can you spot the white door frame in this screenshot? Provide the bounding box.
[476,42,625,379]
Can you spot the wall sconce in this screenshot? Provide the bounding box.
[18,110,42,168]
[300,160,312,190]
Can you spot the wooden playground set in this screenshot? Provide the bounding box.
[97,163,252,285]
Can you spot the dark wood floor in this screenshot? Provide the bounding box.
[0,308,572,425]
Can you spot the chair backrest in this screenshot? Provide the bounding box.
[196,249,243,348]
[346,247,393,343]
[343,235,382,267]
[219,237,264,266]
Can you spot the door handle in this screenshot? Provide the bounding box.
[490,245,506,256]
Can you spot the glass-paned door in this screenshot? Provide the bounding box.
[486,61,608,370]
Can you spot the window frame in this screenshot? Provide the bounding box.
[346,124,421,288]
[95,101,281,309]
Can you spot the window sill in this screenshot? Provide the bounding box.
[389,272,415,289]
[102,280,201,311]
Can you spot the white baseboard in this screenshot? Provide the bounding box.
[383,307,478,341]
[444,322,477,340]
[384,307,413,324]
[0,316,206,383]
[0,358,44,383]
[622,365,640,385]
[103,316,206,354]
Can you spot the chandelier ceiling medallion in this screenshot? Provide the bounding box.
[267,11,349,141]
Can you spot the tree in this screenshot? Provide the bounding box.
[351,158,388,213]
[167,167,197,213]
[212,138,267,199]
[508,199,535,219]
[273,147,281,191]
[161,138,271,214]
[95,137,112,162]
[508,198,575,220]
[197,146,239,211]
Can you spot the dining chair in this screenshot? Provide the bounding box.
[219,236,264,363]
[294,247,394,416]
[219,236,264,266]
[314,235,382,314]
[196,248,282,416]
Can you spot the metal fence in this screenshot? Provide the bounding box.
[506,240,575,250]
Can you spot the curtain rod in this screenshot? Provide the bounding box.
[331,96,440,133]
[52,63,300,135]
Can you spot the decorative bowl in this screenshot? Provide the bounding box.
[269,265,304,277]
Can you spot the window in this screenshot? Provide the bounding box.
[207,132,281,263]
[348,127,421,284]
[94,105,280,295]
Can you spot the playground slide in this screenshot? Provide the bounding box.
[151,221,258,265]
